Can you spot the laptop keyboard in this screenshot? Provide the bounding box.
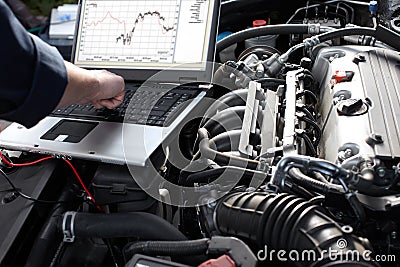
[52,84,202,127]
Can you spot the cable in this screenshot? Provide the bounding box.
[0,152,53,167]
[298,114,322,146]
[62,159,102,212]
[0,152,100,210]
[297,132,317,157]
[0,168,75,204]
[296,105,316,122]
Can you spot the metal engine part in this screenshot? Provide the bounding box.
[312,46,400,165]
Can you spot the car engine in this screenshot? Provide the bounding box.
[1,0,400,266]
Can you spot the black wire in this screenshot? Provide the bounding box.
[298,132,317,157]
[0,168,79,204]
[104,239,120,267]
[298,116,322,146]
[303,90,318,104]
[297,105,316,122]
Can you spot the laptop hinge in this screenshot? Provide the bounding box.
[179,77,198,84]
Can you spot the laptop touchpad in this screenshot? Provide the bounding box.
[40,120,98,143]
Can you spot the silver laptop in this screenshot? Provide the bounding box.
[0,0,220,166]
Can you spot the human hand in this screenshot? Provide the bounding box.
[56,62,125,110]
[86,70,125,109]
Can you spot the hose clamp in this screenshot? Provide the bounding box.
[62,211,77,243]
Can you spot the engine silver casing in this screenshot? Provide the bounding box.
[312,46,400,163]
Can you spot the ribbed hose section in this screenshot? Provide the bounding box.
[215,192,378,267]
[124,239,209,260]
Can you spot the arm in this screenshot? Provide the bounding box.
[0,2,124,128]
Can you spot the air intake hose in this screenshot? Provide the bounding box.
[215,192,378,267]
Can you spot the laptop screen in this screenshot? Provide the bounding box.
[73,0,219,75]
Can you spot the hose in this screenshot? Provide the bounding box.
[201,89,248,126]
[315,27,376,44]
[203,106,245,136]
[345,192,366,224]
[288,168,343,194]
[217,24,313,53]
[215,192,377,267]
[25,186,78,267]
[184,165,267,186]
[272,156,354,190]
[124,239,209,260]
[59,212,187,240]
[210,130,242,152]
[313,171,330,184]
[197,128,260,170]
[296,104,315,122]
[297,131,317,157]
[297,115,322,146]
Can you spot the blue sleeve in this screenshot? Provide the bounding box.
[0,1,68,128]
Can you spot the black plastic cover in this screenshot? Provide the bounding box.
[92,164,156,211]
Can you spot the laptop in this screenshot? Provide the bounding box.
[0,0,220,166]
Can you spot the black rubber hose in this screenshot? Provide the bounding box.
[201,89,248,126]
[203,106,246,137]
[297,132,317,157]
[315,27,376,43]
[288,168,343,194]
[303,90,318,104]
[296,105,315,122]
[124,239,209,260]
[215,192,377,267]
[313,171,330,184]
[217,24,311,53]
[272,156,353,190]
[197,128,260,169]
[298,115,322,146]
[345,192,366,224]
[60,212,187,240]
[210,130,242,152]
[185,166,267,186]
[25,187,78,267]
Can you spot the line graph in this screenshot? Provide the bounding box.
[77,0,180,64]
[115,11,175,45]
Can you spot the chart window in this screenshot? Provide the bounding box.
[74,0,215,70]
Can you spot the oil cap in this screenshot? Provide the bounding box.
[337,99,369,116]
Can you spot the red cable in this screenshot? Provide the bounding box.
[0,152,102,211]
[63,159,102,212]
[0,152,53,167]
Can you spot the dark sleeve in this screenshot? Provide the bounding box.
[0,1,68,128]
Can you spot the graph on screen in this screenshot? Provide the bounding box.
[77,0,180,64]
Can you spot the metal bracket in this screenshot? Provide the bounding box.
[62,211,77,243]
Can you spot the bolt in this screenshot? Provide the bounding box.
[344,149,353,158]
[377,167,386,178]
[207,198,217,209]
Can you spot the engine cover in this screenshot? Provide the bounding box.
[313,46,400,163]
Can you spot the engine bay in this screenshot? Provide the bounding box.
[1,0,400,266]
